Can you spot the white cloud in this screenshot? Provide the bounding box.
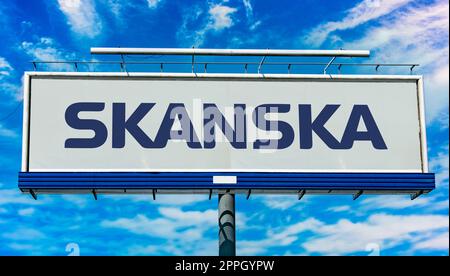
[0,123,18,138]
[7,243,36,251]
[103,214,183,238]
[20,37,77,70]
[304,0,412,47]
[102,207,222,255]
[3,228,46,240]
[147,0,162,9]
[154,194,208,205]
[259,195,304,210]
[177,3,237,47]
[208,4,237,30]
[0,81,21,101]
[102,206,247,255]
[242,0,253,20]
[358,195,448,211]
[345,1,448,59]
[57,0,102,38]
[345,1,449,123]
[101,207,217,240]
[105,0,122,16]
[327,205,351,212]
[176,5,207,47]
[239,218,323,255]
[425,65,450,124]
[107,194,208,206]
[101,0,161,20]
[0,56,21,101]
[18,207,35,216]
[429,149,449,188]
[0,189,48,206]
[61,195,90,208]
[0,57,13,77]
[413,232,449,251]
[126,244,159,255]
[239,213,449,255]
[303,0,449,124]
[127,239,217,256]
[21,37,66,60]
[242,0,260,30]
[303,213,449,255]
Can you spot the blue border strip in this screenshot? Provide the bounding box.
[18,172,435,191]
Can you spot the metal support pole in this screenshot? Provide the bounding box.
[218,191,236,256]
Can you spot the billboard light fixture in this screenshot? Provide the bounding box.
[90,47,371,57]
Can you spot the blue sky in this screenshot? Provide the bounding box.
[0,0,448,256]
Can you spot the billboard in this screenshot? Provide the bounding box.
[19,73,434,194]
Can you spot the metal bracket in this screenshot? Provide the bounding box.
[120,54,127,72]
[410,64,416,74]
[209,189,212,200]
[204,63,208,73]
[160,63,164,72]
[375,64,380,72]
[244,63,248,73]
[411,190,424,200]
[257,55,267,74]
[74,62,78,72]
[323,56,336,74]
[32,62,37,71]
[191,47,195,73]
[29,189,37,200]
[152,189,156,200]
[287,64,292,74]
[353,190,363,200]
[338,64,342,74]
[92,189,97,200]
[298,189,306,200]
[246,189,252,200]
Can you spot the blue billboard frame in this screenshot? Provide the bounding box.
[19,172,435,197]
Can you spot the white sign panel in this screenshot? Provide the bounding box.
[22,73,428,173]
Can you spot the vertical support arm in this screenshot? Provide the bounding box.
[258,56,267,74]
[323,56,336,74]
[218,191,236,256]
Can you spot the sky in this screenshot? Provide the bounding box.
[0,0,448,256]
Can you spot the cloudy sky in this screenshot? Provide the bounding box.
[0,0,448,256]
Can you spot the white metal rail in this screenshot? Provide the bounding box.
[30,48,420,74]
[90,47,370,57]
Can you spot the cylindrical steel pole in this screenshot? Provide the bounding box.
[218,191,236,256]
